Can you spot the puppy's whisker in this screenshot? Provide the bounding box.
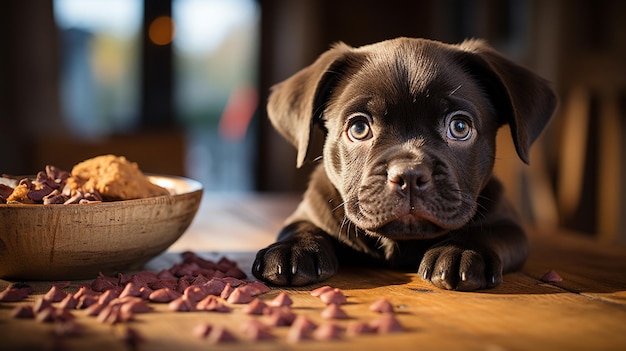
[449,84,462,96]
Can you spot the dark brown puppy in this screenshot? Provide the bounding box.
[253,37,556,291]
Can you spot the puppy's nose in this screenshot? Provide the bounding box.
[387,163,432,193]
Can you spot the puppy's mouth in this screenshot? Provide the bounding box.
[364,213,456,240]
[346,185,476,240]
[359,207,461,240]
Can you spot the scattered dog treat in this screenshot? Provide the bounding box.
[58,294,79,310]
[369,297,395,313]
[263,306,297,327]
[319,288,347,305]
[240,319,275,341]
[98,289,119,305]
[11,305,35,319]
[226,287,254,304]
[312,322,344,341]
[149,288,182,303]
[1,252,410,347]
[242,298,268,315]
[0,282,32,302]
[346,321,375,336]
[540,269,564,283]
[193,323,213,339]
[207,325,238,344]
[321,303,349,319]
[220,283,235,299]
[84,302,107,316]
[196,295,231,312]
[310,285,333,297]
[183,286,206,302]
[370,314,404,334]
[120,298,152,314]
[33,297,53,313]
[286,315,317,343]
[268,292,293,307]
[168,296,195,312]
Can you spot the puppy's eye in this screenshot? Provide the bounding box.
[347,115,373,142]
[446,112,473,141]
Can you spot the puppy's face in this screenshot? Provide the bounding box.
[322,50,499,240]
[267,38,555,241]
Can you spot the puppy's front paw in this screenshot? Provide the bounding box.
[417,244,503,291]
[252,227,338,286]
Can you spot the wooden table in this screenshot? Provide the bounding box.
[2,194,626,350]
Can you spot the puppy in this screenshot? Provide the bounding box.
[253,37,556,291]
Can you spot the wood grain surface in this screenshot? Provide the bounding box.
[1,194,625,351]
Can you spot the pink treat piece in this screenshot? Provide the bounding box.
[84,302,106,316]
[202,278,227,296]
[346,321,375,336]
[369,297,395,313]
[0,289,29,302]
[58,294,79,310]
[98,289,120,306]
[73,286,98,300]
[240,319,275,341]
[370,314,404,334]
[119,282,143,298]
[286,316,317,343]
[220,283,235,299]
[192,323,213,339]
[225,267,247,279]
[540,269,564,283]
[321,303,349,319]
[246,281,271,295]
[90,273,118,292]
[184,286,207,302]
[221,277,245,287]
[207,326,238,344]
[11,305,35,319]
[242,298,268,315]
[148,288,182,303]
[44,285,68,302]
[269,292,293,307]
[319,288,347,305]
[121,299,152,314]
[168,296,195,312]
[196,295,231,312]
[226,288,254,304]
[263,306,296,327]
[310,285,333,297]
[33,298,53,313]
[312,323,344,341]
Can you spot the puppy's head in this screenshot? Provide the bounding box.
[268,38,556,240]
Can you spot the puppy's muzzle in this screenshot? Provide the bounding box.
[387,162,433,195]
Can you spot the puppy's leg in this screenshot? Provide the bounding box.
[418,221,527,291]
[417,180,529,291]
[252,221,339,286]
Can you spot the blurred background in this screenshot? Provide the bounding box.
[1,0,624,243]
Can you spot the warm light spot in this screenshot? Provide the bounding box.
[149,16,175,45]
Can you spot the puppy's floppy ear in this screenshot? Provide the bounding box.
[267,42,355,168]
[457,39,557,164]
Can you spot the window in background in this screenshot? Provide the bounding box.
[53,0,142,138]
[173,0,260,192]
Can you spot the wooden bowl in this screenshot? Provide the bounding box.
[0,175,203,280]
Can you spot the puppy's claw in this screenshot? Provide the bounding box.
[252,224,339,286]
[419,244,501,291]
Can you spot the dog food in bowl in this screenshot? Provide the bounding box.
[0,155,203,280]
